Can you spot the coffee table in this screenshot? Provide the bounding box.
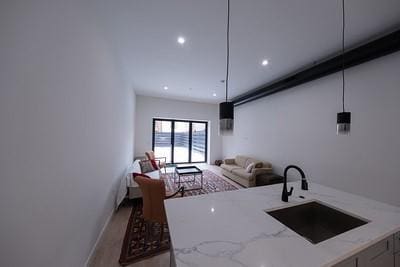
[174,166,203,191]
[165,163,177,174]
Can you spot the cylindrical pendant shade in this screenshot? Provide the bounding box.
[219,102,234,135]
[337,111,351,135]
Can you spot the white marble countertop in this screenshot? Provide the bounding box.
[165,182,400,267]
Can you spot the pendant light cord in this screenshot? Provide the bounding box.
[341,0,345,112]
[225,0,230,102]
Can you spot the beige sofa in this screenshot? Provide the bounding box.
[220,155,272,187]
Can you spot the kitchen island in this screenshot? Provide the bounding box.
[165,182,400,267]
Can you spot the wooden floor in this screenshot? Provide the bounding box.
[88,165,241,267]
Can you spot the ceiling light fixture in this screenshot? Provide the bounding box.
[213,93,217,97]
[219,0,234,136]
[163,86,168,90]
[337,0,351,135]
[177,36,185,44]
[262,59,269,66]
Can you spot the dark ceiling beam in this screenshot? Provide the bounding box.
[232,29,400,107]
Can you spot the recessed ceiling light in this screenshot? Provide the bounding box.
[177,36,185,44]
[261,59,269,66]
[213,93,217,97]
[163,86,168,90]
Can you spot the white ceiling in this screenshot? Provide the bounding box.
[97,0,400,103]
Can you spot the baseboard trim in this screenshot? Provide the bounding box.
[84,209,115,267]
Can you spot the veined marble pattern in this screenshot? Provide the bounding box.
[165,182,400,267]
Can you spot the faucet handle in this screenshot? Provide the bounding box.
[288,187,294,196]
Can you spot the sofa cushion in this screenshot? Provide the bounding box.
[262,161,272,168]
[220,163,242,172]
[235,155,249,168]
[245,162,255,173]
[245,158,263,168]
[232,168,252,180]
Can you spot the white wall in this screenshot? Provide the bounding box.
[135,95,222,164]
[223,52,400,207]
[0,1,134,266]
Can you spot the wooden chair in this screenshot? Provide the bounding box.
[135,176,184,242]
[145,151,167,174]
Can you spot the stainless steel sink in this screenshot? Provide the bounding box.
[266,201,368,244]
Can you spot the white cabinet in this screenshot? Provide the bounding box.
[395,253,400,267]
[393,232,400,267]
[395,232,400,253]
[334,233,398,267]
[332,256,359,267]
[361,236,394,267]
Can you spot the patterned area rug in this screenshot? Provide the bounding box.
[118,169,238,266]
[163,169,238,196]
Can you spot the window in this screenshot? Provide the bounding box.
[152,119,208,164]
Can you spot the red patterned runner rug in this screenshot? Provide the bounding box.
[119,169,238,266]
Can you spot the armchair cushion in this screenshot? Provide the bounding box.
[135,176,166,223]
[135,176,184,224]
[145,151,166,170]
[145,151,155,160]
[156,159,167,168]
[150,159,160,170]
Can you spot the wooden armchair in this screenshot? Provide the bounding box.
[134,176,184,241]
[145,151,167,174]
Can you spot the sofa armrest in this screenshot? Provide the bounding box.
[252,167,272,175]
[223,158,235,165]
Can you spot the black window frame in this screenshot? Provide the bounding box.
[152,118,208,164]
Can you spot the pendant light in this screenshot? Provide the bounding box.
[219,0,234,136]
[337,0,351,135]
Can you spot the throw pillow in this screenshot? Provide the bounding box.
[145,151,155,160]
[139,160,157,173]
[246,162,255,173]
[150,159,159,170]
